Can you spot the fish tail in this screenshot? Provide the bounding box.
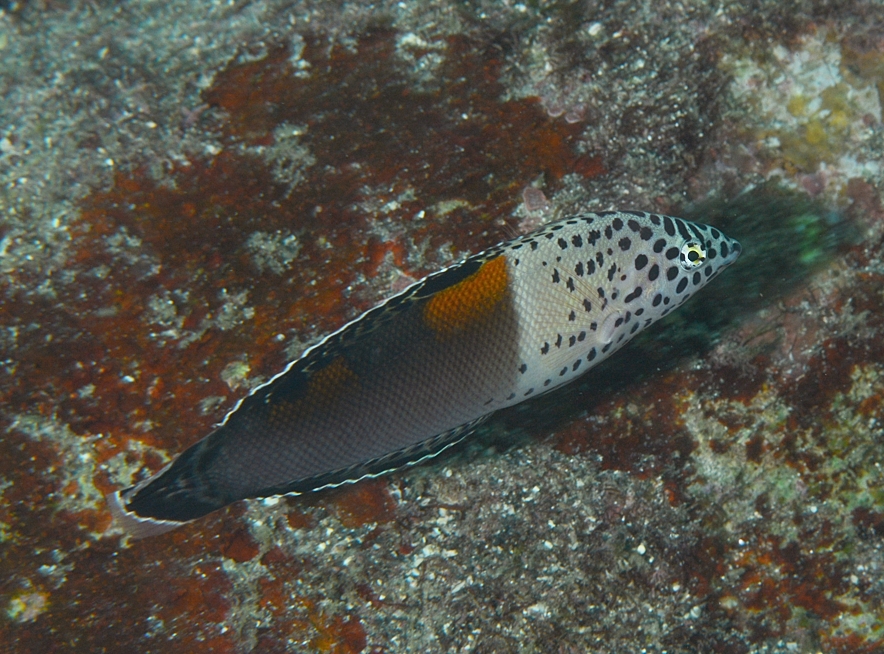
[107,441,227,539]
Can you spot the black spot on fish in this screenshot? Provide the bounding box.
[624,287,642,303]
[693,271,702,285]
[628,219,640,232]
[605,225,613,239]
[721,242,730,258]
[590,321,598,331]
[552,269,560,284]
[619,237,631,251]
[663,216,676,236]
[566,277,576,292]
[583,298,592,312]
[559,367,568,377]
[558,237,568,250]
[569,335,576,347]
[507,392,516,400]
[653,238,666,253]
[575,261,584,277]
[587,230,601,245]
[635,254,648,270]
[596,252,604,267]
[666,247,679,260]
[614,316,624,327]
[578,331,586,341]
[676,277,689,293]
[530,241,539,251]
[612,217,624,230]
[524,388,534,396]
[676,219,692,241]
[541,341,550,355]
[544,379,552,387]
[412,257,483,298]
[586,259,596,275]
[630,323,640,334]
[519,363,528,374]
[572,359,581,371]
[652,294,663,307]
[649,214,661,225]
[607,264,617,281]
[667,266,679,281]
[640,226,653,241]
[597,287,606,299]
[648,264,659,281]
[587,347,597,361]
[572,234,583,247]
[568,309,576,321]
[556,333,563,348]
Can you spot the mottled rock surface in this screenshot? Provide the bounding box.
[2,1,884,652]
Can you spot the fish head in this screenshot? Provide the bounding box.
[584,212,740,349]
[647,214,741,316]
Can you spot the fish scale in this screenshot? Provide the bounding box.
[109,210,741,537]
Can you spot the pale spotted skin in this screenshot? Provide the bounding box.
[108,210,740,537]
[484,211,741,409]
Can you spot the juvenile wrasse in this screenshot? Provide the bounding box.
[109,211,741,537]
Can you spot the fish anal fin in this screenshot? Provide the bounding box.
[264,415,490,497]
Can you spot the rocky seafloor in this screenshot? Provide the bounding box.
[2,0,884,652]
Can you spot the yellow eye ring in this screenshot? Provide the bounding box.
[679,240,707,270]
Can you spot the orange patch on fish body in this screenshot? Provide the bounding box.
[423,255,509,337]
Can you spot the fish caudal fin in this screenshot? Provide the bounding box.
[106,489,185,539]
[107,444,230,538]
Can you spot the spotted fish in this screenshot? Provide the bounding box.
[109,211,741,537]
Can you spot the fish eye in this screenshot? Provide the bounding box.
[679,240,706,270]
